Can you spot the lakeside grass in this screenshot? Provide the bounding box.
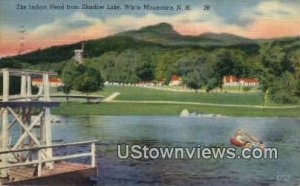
[52,86,300,117]
[99,86,267,106]
[52,102,300,117]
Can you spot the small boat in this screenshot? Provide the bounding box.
[230,137,245,147]
[230,136,265,150]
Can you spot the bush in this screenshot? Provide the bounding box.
[243,86,251,93]
[271,90,298,104]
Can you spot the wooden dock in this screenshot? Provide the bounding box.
[3,162,97,185]
[0,140,98,185]
[0,69,98,185]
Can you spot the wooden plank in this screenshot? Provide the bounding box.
[91,143,96,167]
[51,95,104,99]
[0,152,93,168]
[8,107,41,147]
[4,162,97,185]
[0,101,59,108]
[0,95,42,101]
[2,69,9,101]
[20,75,26,97]
[0,140,98,154]
[0,68,57,76]
[13,111,44,150]
[26,76,32,98]
[1,108,9,178]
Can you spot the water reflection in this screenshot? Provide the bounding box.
[52,116,300,185]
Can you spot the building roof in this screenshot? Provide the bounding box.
[170,75,181,81]
[223,75,258,83]
[32,77,62,83]
[239,77,258,83]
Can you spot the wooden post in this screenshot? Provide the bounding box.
[2,69,9,101]
[91,142,96,167]
[21,75,26,98]
[1,69,9,178]
[43,73,53,169]
[37,149,42,176]
[43,73,50,101]
[27,76,32,99]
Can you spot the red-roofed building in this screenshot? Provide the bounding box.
[32,78,64,87]
[223,75,258,86]
[169,75,182,86]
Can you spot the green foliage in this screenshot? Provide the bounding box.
[289,49,300,97]
[61,61,80,95]
[1,23,300,104]
[32,85,39,95]
[136,61,154,81]
[84,48,161,83]
[175,52,214,91]
[75,67,104,95]
[1,44,81,65]
[195,49,252,91]
[0,76,21,95]
[258,43,300,104]
[184,71,204,91]
[61,62,104,95]
[243,86,251,93]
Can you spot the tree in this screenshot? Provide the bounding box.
[213,49,249,92]
[183,70,203,92]
[136,61,154,81]
[269,72,298,103]
[61,62,81,102]
[258,43,286,105]
[288,49,300,98]
[155,50,179,84]
[177,53,213,91]
[75,67,104,95]
[61,62,104,102]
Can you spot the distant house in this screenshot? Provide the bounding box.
[169,75,182,86]
[223,75,258,86]
[32,78,64,87]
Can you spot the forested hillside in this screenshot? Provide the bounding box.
[1,23,300,103]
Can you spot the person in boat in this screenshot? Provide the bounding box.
[231,129,265,150]
[230,129,249,147]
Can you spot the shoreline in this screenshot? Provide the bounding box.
[52,102,300,117]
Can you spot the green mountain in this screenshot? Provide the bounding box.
[119,23,255,46]
[1,22,299,69]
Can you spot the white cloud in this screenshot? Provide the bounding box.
[30,12,103,37]
[241,1,300,20]
[29,9,222,38]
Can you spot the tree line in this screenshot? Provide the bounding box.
[1,39,300,104]
[62,42,299,104]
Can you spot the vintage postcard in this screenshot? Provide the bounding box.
[0,0,300,185]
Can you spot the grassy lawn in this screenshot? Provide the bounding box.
[99,86,266,106]
[52,102,300,117]
[52,86,300,117]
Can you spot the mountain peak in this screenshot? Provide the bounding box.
[121,22,179,37]
[199,32,251,41]
[140,23,175,33]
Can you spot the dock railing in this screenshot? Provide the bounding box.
[0,140,97,177]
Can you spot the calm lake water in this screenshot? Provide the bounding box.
[52,115,300,185]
